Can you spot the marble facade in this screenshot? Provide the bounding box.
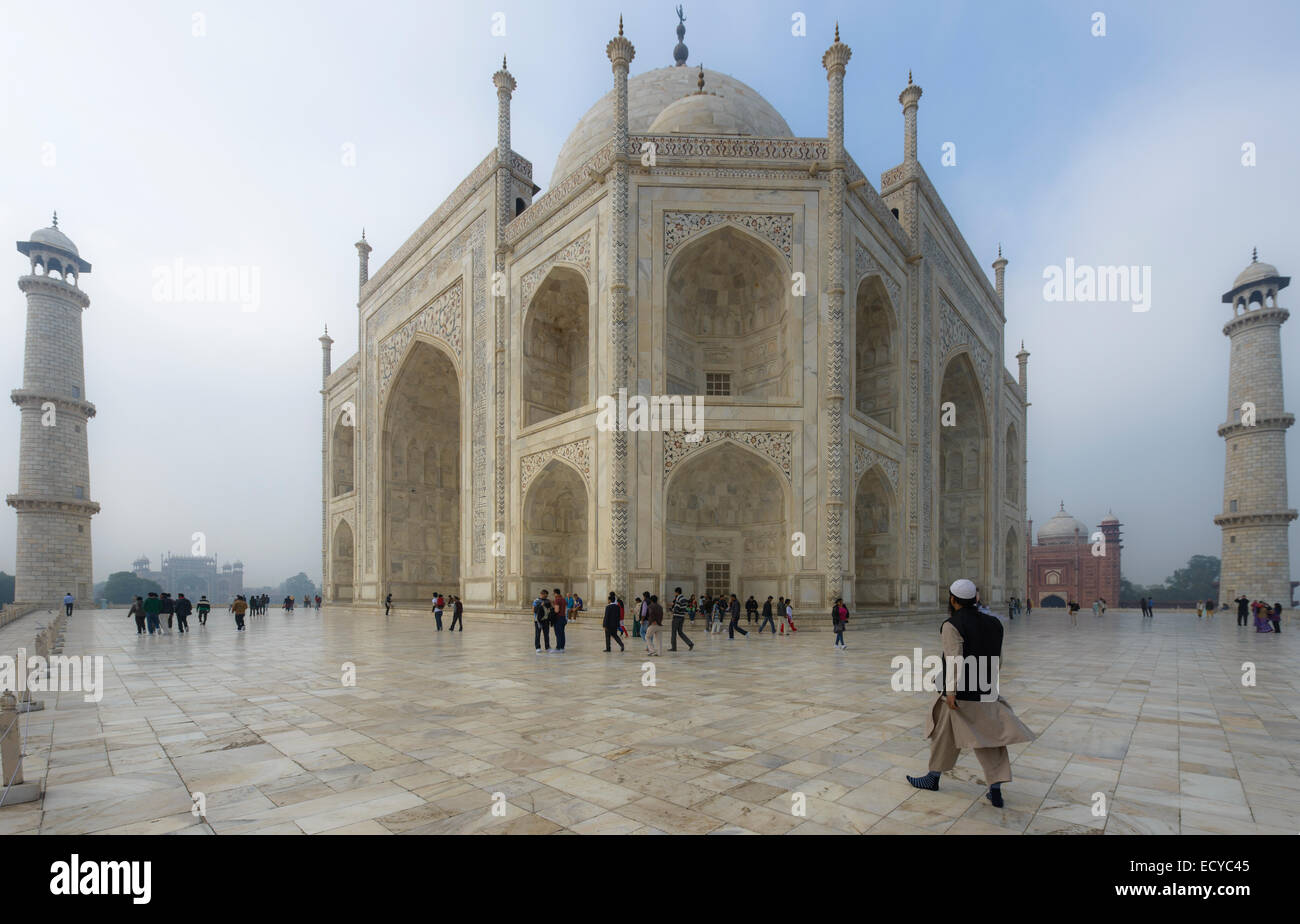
[321,23,1028,612]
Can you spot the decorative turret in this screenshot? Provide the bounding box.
[899,71,922,164]
[993,244,1008,305]
[319,324,333,384]
[355,230,371,292]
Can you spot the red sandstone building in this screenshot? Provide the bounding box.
[1026,504,1122,608]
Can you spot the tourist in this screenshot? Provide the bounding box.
[617,595,627,636]
[232,594,248,630]
[669,587,694,652]
[631,595,643,638]
[128,596,146,635]
[710,596,726,635]
[566,592,576,621]
[832,597,849,649]
[783,597,798,633]
[197,595,210,626]
[758,596,776,633]
[449,595,464,631]
[143,592,161,634]
[645,594,664,656]
[532,588,552,653]
[1067,599,1079,626]
[745,595,758,624]
[385,592,393,616]
[432,591,445,630]
[1196,599,1205,619]
[1254,601,1272,633]
[159,593,175,632]
[1145,597,1153,619]
[574,592,584,618]
[687,594,698,625]
[1235,594,1250,626]
[1007,597,1016,621]
[603,592,625,652]
[552,588,568,652]
[1026,598,1033,617]
[315,594,322,611]
[1205,597,1215,620]
[1270,602,1283,634]
[175,593,192,633]
[906,579,1036,808]
[63,591,74,617]
[728,594,749,639]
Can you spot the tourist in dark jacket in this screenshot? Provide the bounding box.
[143,592,161,634]
[128,596,146,635]
[603,592,624,652]
[160,593,175,631]
[174,593,193,633]
[1270,602,1283,634]
[832,597,849,649]
[197,596,211,625]
[759,596,776,633]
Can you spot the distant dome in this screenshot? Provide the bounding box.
[1100,511,1119,524]
[1038,505,1089,544]
[551,66,793,183]
[232,560,244,569]
[1234,258,1279,289]
[29,224,79,256]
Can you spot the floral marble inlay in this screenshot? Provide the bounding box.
[520,438,592,490]
[521,231,592,307]
[377,280,462,399]
[663,429,792,483]
[663,211,793,268]
[853,442,900,489]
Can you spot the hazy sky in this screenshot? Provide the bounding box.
[2,0,1297,587]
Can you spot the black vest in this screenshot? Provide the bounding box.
[940,605,1003,701]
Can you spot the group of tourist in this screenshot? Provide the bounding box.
[1005,596,1024,620]
[429,592,466,631]
[127,591,206,634]
[1233,595,1284,633]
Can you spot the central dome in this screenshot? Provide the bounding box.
[551,66,793,183]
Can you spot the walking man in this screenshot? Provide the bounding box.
[783,597,798,633]
[1235,594,1250,627]
[758,596,776,633]
[533,588,552,653]
[143,592,161,634]
[669,587,694,652]
[728,593,749,639]
[175,593,192,633]
[160,593,175,632]
[232,595,247,631]
[645,594,664,656]
[603,592,625,652]
[906,579,1036,808]
[63,591,75,617]
[385,592,393,616]
[449,595,464,631]
[197,595,211,626]
[129,596,146,635]
[432,591,445,630]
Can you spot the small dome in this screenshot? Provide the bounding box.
[1038,505,1089,544]
[1234,259,1279,289]
[232,560,244,569]
[649,89,781,135]
[1100,511,1119,524]
[30,224,79,256]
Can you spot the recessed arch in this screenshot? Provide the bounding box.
[1004,525,1020,599]
[331,519,355,602]
[522,265,589,426]
[854,464,898,606]
[381,338,461,601]
[331,411,355,497]
[854,275,900,430]
[665,224,791,399]
[522,458,589,599]
[1004,421,1019,498]
[1040,593,1066,608]
[938,351,989,594]
[664,440,789,601]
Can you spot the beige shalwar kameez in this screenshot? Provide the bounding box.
[924,622,1036,785]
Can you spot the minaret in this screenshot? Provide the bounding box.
[319,324,333,601]
[355,230,371,294]
[493,54,516,606]
[822,23,851,605]
[607,16,635,606]
[993,244,1008,305]
[900,71,922,165]
[8,215,100,606]
[1216,252,1296,607]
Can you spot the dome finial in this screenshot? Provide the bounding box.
[52,210,58,228]
[834,22,840,43]
[697,62,705,93]
[1059,500,1065,511]
[502,54,507,69]
[1252,246,1258,263]
[673,6,688,66]
[908,69,913,85]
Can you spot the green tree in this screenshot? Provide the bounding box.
[102,571,163,604]
[279,572,318,600]
[1163,554,1221,602]
[1120,576,1147,606]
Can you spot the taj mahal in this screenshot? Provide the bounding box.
[320,14,1030,613]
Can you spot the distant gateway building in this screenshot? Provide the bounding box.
[321,15,1029,612]
[1026,504,1122,607]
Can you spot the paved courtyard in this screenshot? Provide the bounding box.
[3,605,1298,834]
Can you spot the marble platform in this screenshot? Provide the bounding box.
[3,605,1297,835]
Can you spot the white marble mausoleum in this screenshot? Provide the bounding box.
[320,17,1030,613]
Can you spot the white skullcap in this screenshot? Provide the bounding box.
[949,579,977,599]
